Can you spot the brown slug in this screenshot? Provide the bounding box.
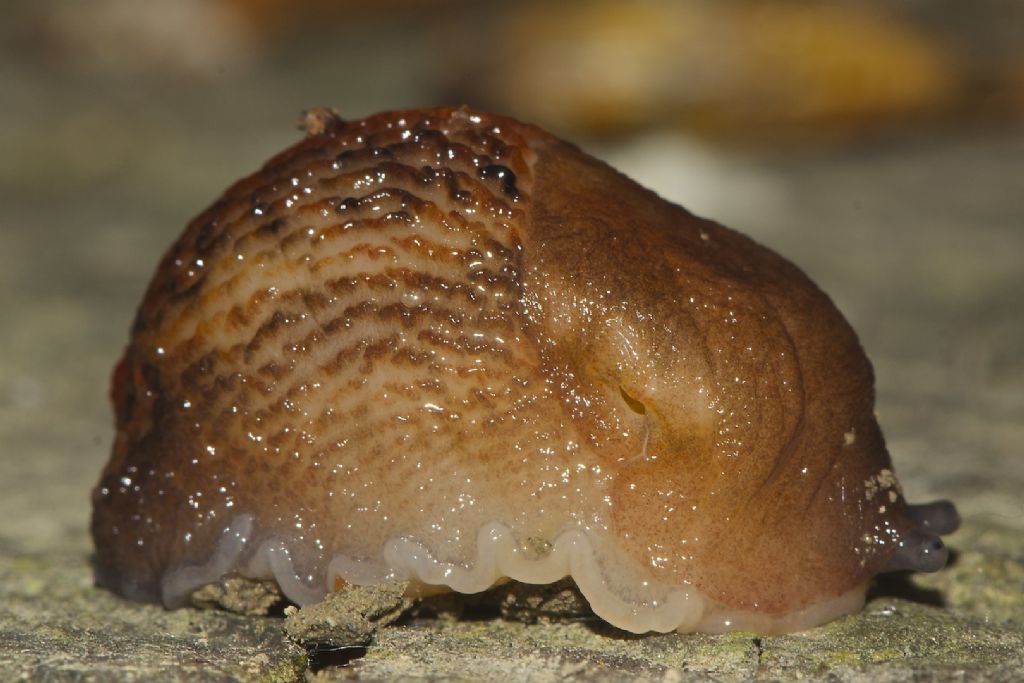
[91,106,958,634]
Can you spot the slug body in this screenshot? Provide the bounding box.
[92,107,957,634]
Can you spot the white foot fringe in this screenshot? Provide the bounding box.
[160,515,867,635]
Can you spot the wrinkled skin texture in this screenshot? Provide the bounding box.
[92,107,954,631]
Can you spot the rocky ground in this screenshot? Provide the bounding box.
[2,7,1022,680]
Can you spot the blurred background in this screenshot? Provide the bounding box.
[1,0,1022,623]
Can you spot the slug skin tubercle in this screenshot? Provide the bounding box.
[92,106,958,635]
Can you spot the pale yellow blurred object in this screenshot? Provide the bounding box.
[476,0,960,140]
[40,0,255,76]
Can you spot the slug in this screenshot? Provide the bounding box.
[91,106,958,634]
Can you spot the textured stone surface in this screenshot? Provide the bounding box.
[190,576,285,616]
[283,582,411,647]
[1,4,1021,679]
[0,548,307,681]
